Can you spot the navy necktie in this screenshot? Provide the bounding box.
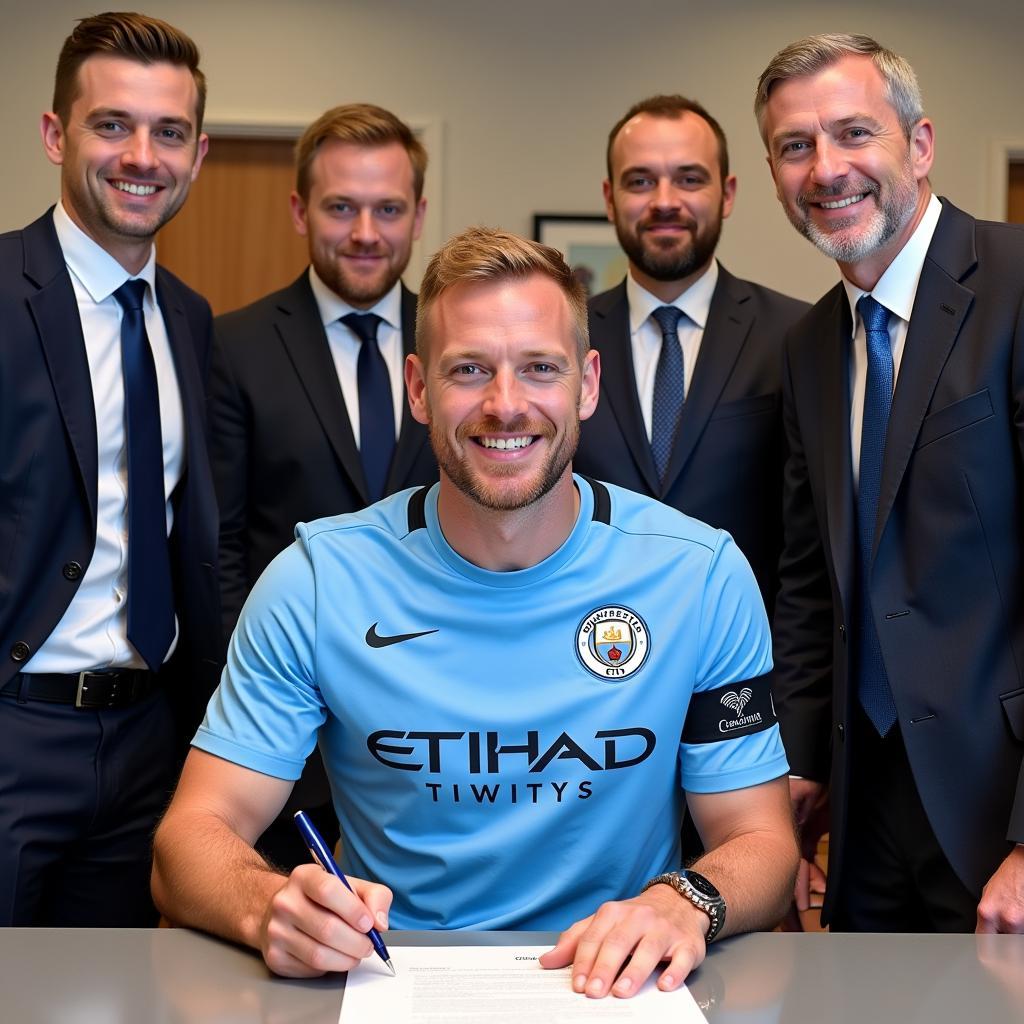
[342,312,395,503]
[855,294,898,735]
[113,279,174,671]
[651,305,685,484]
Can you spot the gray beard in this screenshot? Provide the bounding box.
[794,169,918,264]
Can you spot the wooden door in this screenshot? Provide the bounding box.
[1008,161,1024,224]
[157,136,309,316]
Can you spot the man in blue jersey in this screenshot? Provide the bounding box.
[153,227,797,998]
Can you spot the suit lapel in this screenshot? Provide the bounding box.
[819,286,856,613]
[873,202,974,558]
[661,266,752,492]
[386,284,429,492]
[590,282,660,493]
[156,269,213,499]
[275,274,370,503]
[23,211,98,524]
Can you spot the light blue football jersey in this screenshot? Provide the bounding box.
[195,477,788,930]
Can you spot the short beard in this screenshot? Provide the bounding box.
[430,415,577,512]
[311,251,408,308]
[614,206,723,283]
[793,166,918,264]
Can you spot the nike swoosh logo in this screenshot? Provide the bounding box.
[365,622,439,648]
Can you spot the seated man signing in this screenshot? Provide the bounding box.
[152,227,797,998]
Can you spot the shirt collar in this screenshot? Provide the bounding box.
[626,259,719,335]
[308,266,403,331]
[842,192,942,326]
[52,201,157,304]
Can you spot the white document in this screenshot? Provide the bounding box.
[339,945,707,1023]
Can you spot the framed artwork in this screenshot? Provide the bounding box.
[532,214,627,298]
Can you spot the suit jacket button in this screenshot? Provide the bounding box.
[838,624,847,644]
[63,561,83,581]
[10,641,30,662]
[837,722,845,740]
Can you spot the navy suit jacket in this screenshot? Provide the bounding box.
[0,209,222,739]
[210,271,437,639]
[575,266,808,614]
[772,199,1024,916]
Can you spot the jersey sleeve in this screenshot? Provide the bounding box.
[192,537,325,780]
[679,532,790,793]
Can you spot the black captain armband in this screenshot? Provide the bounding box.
[680,674,778,744]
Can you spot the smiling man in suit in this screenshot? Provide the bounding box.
[575,95,808,617]
[0,12,219,926]
[209,104,437,866]
[757,33,1024,932]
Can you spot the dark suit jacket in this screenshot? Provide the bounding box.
[772,199,1024,917]
[210,271,437,638]
[575,266,809,613]
[0,209,222,739]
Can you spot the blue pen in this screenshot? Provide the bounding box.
[293,810,396,976]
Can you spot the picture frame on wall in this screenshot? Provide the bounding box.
[532,213,628,298]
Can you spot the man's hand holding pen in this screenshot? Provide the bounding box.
[259,865,393,978]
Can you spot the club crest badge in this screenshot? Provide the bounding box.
[576,605,650,680]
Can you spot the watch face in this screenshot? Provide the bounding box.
[682,870,720,900]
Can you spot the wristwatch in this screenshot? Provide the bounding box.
[641,869,726,943]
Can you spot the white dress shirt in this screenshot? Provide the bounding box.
[308,269,405,447]
[843,193,942,483]
[626,261,719,441]
[24,203,184,672]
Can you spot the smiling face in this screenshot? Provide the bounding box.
[291,139,426,309]
[762,54,933,287]
[604,112,735,300]
[40,55,207,272]
[406,273,599,512]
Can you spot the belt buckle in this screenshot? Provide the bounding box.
[75,671,119,709]
[75,671,93,708]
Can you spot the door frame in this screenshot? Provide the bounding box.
[987,138,1024,221]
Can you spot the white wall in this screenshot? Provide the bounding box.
[3,0,1023,302]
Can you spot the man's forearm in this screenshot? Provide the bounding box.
[152,808,285,948]
[691,824,799,937]
[687,778,800,938]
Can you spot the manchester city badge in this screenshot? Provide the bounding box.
[576,605,650,680]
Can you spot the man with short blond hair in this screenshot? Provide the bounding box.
[0,11,218,926]
[758,33,1024,932]
[155,225,797,996]
[209,103,437,866]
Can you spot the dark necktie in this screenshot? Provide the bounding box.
[855,294,898,735]
[341,312,395,503]
[651,305,686,484]
[113,279,174,671]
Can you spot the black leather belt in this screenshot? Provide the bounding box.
[1,669,161,709]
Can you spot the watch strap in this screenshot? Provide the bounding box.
[641,870,725,943]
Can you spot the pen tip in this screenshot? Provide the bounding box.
[386,959,396,976]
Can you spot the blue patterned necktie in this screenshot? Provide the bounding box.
[856,294,898,735]
[342,312,395,503]
[113,279,174,671]
[651,305,685,484]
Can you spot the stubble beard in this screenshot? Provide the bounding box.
[313,245,410,308]
[430,415,578,512]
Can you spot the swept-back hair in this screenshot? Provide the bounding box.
[54,11,206,130]
[755,33,924,142]
[294,103,428,201]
